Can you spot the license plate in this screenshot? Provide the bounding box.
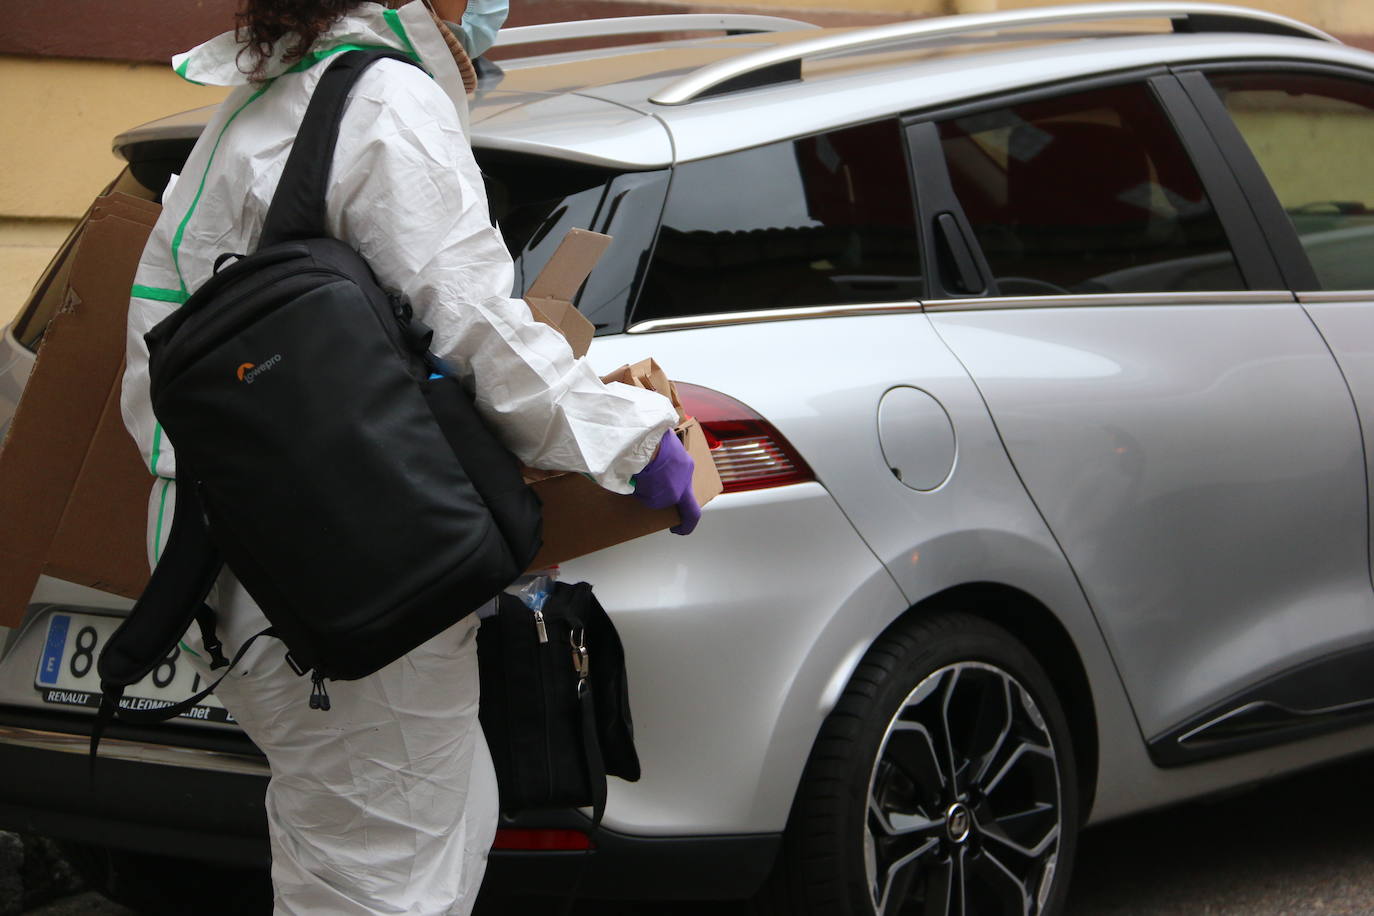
[34,612,234,724]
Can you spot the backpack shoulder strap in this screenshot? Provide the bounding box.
[90,468,223,769]
[259,49,422,248]
[96,469,222,692]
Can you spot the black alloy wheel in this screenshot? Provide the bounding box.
[762,611,1080,916]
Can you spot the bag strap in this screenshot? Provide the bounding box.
[96,469,222,691]
[89,467,224,772]
[259,49,421,247]
[559,636,608,916]
[89,627,274,784]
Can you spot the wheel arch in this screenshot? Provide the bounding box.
[907,581,1100,819]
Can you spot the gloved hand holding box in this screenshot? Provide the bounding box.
[517,230,721,567]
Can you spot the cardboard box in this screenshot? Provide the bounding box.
[0,193,159,627]
[0,215,720,623]
[518,235,723,569]
[523,228,608,359]
[525,357,723,570]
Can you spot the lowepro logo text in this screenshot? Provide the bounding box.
[236,354,283,384]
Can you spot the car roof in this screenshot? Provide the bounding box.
[116,2,1374,171]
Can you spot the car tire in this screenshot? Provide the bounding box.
[760,610,1079,915]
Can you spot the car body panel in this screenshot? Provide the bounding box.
[930,303,1374,740]
[467,90,675,169]
[1301,295,1374,582]
[0,325,33,445]
[587,316,1145,826]
[561,482,904,834]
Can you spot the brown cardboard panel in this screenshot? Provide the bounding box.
[525,229,612,301]
[95,194,161,221]
[681,418,724,506]
[526,296,594,359]
[527,473,679,570]
[522,229,606,360]
[525,419,721,569]
[0,194,157,626]
[602,358,685,423]
[45,372,151,598]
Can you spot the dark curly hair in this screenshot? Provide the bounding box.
[236,0,390,80]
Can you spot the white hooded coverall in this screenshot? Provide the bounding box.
[119,4,678,913]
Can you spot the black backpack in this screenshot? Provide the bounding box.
[91,49,542,753]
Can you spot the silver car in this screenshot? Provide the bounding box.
[4,3,1374,913]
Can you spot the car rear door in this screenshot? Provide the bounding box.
[909,73,1374,765]
[1177,64,1374,583]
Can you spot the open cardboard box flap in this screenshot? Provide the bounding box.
[522,228,605,359]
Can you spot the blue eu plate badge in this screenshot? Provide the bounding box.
[37,613,69,686]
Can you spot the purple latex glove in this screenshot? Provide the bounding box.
[632,430,701,535]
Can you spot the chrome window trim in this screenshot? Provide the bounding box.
[0,725,269,777]
[623,292,1304,331]
[626,301,924,333]
[924,290,1295,311]
[1298,290,1374,303]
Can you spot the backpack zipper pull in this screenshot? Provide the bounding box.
[309,673,332,711]
[533,608,549,644]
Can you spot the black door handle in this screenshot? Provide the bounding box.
[934,212,985,296]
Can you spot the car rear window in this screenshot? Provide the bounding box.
[479,151,668,334]
[937,82,1244,296]
[632,118,922,326]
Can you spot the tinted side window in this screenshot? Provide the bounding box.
[480,151,612,298]
[1208,72,1374,291]
[633,119,921,324]
[480,153,670,335]
[938,83,1244,296]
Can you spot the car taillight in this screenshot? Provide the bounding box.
[675,382,814,493]
[492,829,594,851]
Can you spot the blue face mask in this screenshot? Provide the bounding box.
[456,0,508,59]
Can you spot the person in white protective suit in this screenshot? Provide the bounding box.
[119,1,700,912]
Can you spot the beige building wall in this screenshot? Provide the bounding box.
[0,58,226,323]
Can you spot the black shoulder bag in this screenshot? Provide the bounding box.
[478,580,641,830]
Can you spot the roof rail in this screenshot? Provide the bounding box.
[650,2,1338,105]
[492,14,819,51]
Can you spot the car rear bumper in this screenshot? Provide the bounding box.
[487,809,780,900]
[0,712,779,900]
[0,712,270,868]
